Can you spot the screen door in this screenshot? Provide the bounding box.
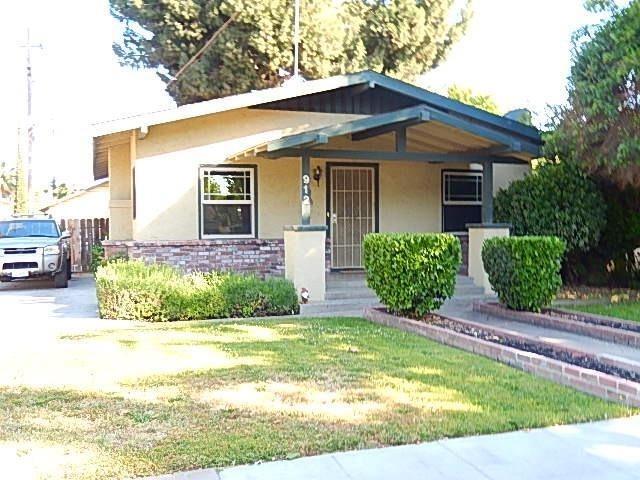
[329,165,376,269]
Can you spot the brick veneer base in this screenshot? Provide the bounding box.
[103,238,333,278]
[364,307,640,407]
[103,239,287,277]
[474,302,640,348]
[454,233,469,276]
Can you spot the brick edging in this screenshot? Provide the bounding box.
[550,306,640,333]
[363,308,640,407]
[474,302,640,348]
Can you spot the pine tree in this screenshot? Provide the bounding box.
[111,0,472,104]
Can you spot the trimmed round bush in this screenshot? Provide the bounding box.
[482,236,566,312]
[494,162,606,254]
[95,260,299,321]
[363,233,461,317]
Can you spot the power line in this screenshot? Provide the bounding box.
[167,13,238,87]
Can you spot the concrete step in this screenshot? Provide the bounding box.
[301,298,382,315]
[454,285,485,296]
[326,287,377,300]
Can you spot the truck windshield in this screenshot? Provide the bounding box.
[0,220,59,238]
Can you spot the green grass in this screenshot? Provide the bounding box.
[1,317,634,479]
[567,301,640,323]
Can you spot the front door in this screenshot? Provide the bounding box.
[328,165,376,269]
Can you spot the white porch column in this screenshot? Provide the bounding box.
[467,223,510,294]
[284,225,327,302]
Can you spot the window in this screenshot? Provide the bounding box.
[200,167,255,238]
[443,171,482,205]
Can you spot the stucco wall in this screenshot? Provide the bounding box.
[109,142,133,240]
[133,109,363,241]
[45,186,110,220]
[493,164,530,195]
[115,107,530,241]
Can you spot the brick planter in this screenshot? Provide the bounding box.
[364,307,640,407]
[474,302,640,348]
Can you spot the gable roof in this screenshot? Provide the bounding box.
[92,70,541,144]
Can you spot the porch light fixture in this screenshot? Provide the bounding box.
[313,165,322,186]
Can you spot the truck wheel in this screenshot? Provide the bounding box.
[67,258,72,280]
[54,262,69,288]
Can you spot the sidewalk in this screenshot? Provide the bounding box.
[149,416,640,480]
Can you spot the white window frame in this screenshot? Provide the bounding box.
[200,166,256,239]
[443,171,483,206]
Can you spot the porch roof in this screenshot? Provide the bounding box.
[229,103,541,164]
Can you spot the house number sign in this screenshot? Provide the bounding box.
[302,174,311,205]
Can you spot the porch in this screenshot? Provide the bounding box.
[232,95,541,301]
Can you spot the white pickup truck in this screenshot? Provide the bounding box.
[0,215,72,288]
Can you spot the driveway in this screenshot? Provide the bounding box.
[0,274,139,389]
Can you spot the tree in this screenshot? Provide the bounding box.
[545,1,640,188]
[447,85,500,114]
[494,161,607,282]
[110,0,472,105]
[0,161,16,199]
[44,177,71,200]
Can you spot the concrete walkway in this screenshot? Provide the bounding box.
[440,301,640,365]
[149,416,640,480]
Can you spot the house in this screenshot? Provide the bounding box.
[92,71,542,300]
[0,197,12,218]
[41,179,110,220]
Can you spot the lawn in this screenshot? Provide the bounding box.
[567,301,640,323]
[1,317,634,479]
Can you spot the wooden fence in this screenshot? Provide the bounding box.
[59,218,109,273]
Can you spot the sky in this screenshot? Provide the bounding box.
[1,0,613,191]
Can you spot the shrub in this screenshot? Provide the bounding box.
[95,260,299,321]
[494,161,606,255]
[482,236,566,312]
[90,243,105,273]
[363,233,461,317]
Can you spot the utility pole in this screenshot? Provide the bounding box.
[293,0,300,79]
[19,29,42,212]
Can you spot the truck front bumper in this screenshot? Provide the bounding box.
[0,249,61,279]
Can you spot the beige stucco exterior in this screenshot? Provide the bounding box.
[43,182,109,220]
[468,225,511,294]
[102,107,530,243]
[284,228,327,301]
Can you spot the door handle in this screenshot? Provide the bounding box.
[331,213,338,224]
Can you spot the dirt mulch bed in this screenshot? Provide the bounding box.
[421,314,640,383]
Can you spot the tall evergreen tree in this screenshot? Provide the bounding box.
[546,0,640,188]
[110,0,472,105]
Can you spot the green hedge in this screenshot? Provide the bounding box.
[363,233,461,317]
[494,162,606,255]
[95,260,299,321]
[482,236,566,312]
